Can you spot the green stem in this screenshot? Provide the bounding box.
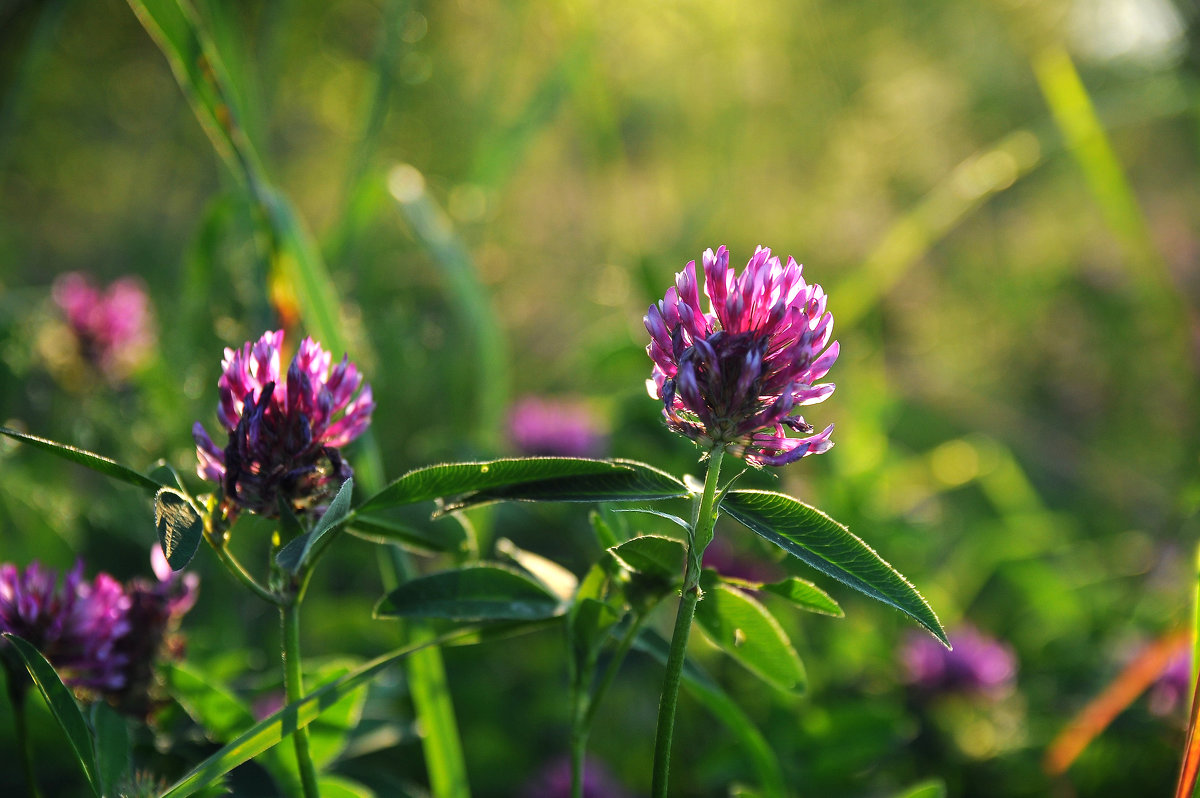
[282,601,321,798]
[651,448,725,798]
[584,613,649,730]
[206,518,278,605]
[569,669,590,798]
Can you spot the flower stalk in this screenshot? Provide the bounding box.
[651,447,725,798]
[282,599,321,798]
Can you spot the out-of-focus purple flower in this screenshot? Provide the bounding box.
[521,756,630,798]
[507,397,608,458]
[110,548,199,717]
[51,272,155,380]
[644,246,838,466]
[702,536,782,584]
[193,330,374,517]
[901,624,1017,696]
[1149,646,1190,717]
[0,553,197,717]
[0,561,131,693]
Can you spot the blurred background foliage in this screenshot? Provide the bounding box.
[2,0,1200,794]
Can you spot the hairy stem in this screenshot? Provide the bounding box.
[282,601,321,798]
[651,449,725,798]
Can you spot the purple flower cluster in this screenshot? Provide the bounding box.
[1148,645,1190,717]
[51,272,155,380]
[193,331,374,517]
[507,397,608,458]
[0,552,196,714]
[901,624,1016,696]
[645,246,838,466]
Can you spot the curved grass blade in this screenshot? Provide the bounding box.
[360,457,686,514]
[633,629,785,798]
[159,625,482,798]
[2,634,101,796]
[0,427,163,492]
[722,490,946,645]
[374,564,564,622]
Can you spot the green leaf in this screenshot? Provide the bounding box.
[892,779,947,798]
[0,427,163,492]
[722,490,947,645]
[607,535,686,583]
[2,634,101,796]
[305,661,369,769]
[155,488,205,571]
[374,564,564,622]
[759,576,844,617]
[276,478,354,574]
[568,598,621,662]
[318,775,376,798]
[159,626,483,798]
[496,538,579,601]
[694,574,807,694]
[347,514,466,554]
[165,662,255,739]
[588,509,622,549]
[633,629,785,797]
[90,701,130,798]
[358,457,687,514]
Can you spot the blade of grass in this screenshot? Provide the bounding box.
[388,165,509,449]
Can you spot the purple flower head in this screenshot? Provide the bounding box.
[644,246,838,466]
[901,624,1017,697]
[508,397,608,458]
[52,272,155,380]
[521,756,630,798]
[109,548,199,717]
[0,561,131,694]
[193,330,375,517]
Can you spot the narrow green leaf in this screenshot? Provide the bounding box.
[276,478,354,574]
[347,513,467,554]
[159,626,482,798]
[633,630,785,797]
[722,490,947,645]
[358,457,687,514]
[318,775,376,798]
[91,701,130,798]
[0,427,162,492]
[759,576,844,618]
[374,564,564,622]
[607,535,686,583]
[589,509,622,550]
[694,576,807,694]
[155,488,205,572]
[2,634,101,796]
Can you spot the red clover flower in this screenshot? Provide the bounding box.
[0,552,195,715]
[901,624,1016,696]
[51,272,155,381]
[644,246,838,465]
[193,330,374,517]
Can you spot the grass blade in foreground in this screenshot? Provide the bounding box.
[359,457,687,513]
[2,634,101,796]
[0,427,163,492]
[159,625,482,798]
[722,490,947,645]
